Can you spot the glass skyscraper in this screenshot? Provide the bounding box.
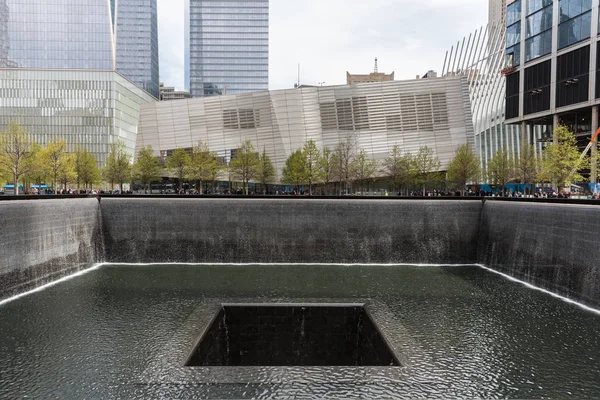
[0,0,159,166]
[115,0,160,99]
[185,0,269,97]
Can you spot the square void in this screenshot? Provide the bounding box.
[185,304,400,367]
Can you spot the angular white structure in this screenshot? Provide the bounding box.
[138,77,475,179]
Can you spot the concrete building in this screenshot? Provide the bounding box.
[346,71,395,84]
[489,0,507,30]
[503,0,599,181]
[137,77,475,180]
[0,0,158,165]
[185,0,269,97]
[160,83,191,101]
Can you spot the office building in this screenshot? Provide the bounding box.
[185,0,269,97]
[504,0,600,181]
[160,83,192,101]
[115,0,160,99]
[137,77,475,181]
[489,0,507,30]
[0,0,158,165]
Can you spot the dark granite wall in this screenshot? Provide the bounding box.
[100,198,482,264]
[0,198,100,300]
[2,197,599,309]
[478,201,600,307]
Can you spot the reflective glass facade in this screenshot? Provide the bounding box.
[186,0,269,97]
[0,1,158,165]
[506,0,522,67]
[558,0,592,49]
[525,2,553,61]
[115,0,160,99]
[2,0,114,70]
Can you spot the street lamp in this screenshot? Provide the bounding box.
[318,81,325,87]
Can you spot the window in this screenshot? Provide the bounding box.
[556,46,590,107]
[526,0,553,16]
[526,29,552,61]
[507,21,522,47]
[507,0,522,26]
[558,0,592,49]
[524,3,553,62]
[524,60,551,115]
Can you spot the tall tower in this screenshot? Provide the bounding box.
[186,0,269,97]
[488,0,506,25]
[0,0,157,166]
[115,0,160,99]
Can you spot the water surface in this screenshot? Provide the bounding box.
[0,264,598,399]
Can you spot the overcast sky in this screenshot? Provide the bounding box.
[157,0,488,91]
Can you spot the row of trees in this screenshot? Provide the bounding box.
[483,125,588,195]
[1,120,591,196]
[0,122,166,194]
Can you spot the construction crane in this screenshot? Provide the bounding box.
[579,127,600,161]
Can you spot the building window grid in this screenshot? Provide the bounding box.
[506,1,522,67]
[525,4,553,62]
[558,0,593,50]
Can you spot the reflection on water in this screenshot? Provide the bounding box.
[0,264,598,399]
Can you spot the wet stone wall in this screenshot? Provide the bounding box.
[0,198,100,301]
[100,198,482,265]
[478,201,600,307]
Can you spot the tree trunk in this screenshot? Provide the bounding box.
[14,173,18,196]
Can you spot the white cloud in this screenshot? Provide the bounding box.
[158,0,488,91]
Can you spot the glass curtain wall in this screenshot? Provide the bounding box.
[525,0,553,62]
[115,0,160,99]
[558,0,592,49]
[2,0,114,70]
[187,0,269,97]
[506,0,522,67]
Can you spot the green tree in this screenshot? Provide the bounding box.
[134,146,161,193]
[412,146,441,195]
[230,140,259,195]
[103,142,132,192]
[166,148,191,193]
[447,144,480,195]
[256,147,276,194]
[317,147,334,195]
[540,125,588,190]
[43,139,67,192]
[515,142,538,195]
[382,146,416,194]
[189,141,218,194]
[351,149,378,193]
[74,146,100,191]
[487,148,515,196]
[332,138,356,195]
[282,149,306,192]
[24,143,47,193]
[77,150,100,190]
[57,153,76,192]
[302,140,321,195]
[0,121,34,195]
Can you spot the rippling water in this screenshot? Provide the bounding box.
[0,264,599,399]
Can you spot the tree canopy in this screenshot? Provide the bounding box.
[134,146,161,193]
[230,140,259,195]
[447,144,479,195]
[540,125,587,190]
